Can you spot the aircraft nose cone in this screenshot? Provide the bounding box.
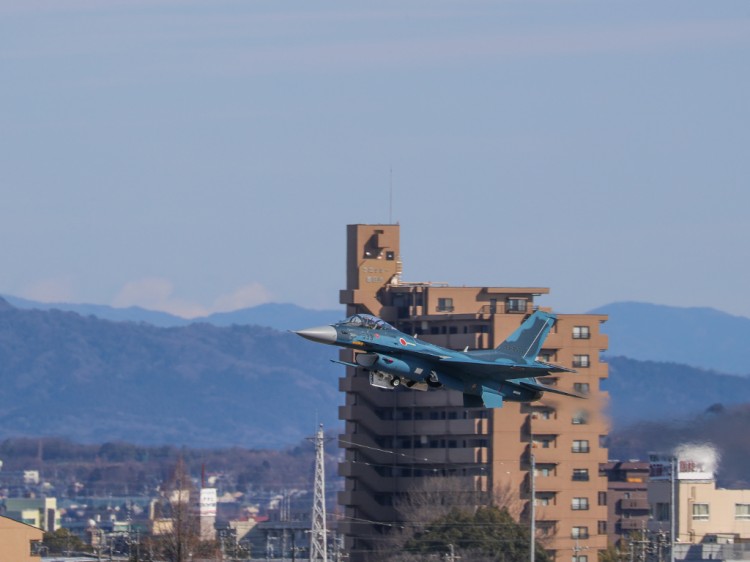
[295,325,337,344]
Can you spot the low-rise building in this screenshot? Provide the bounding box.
[600,460,650,546]
[649,450,750,544]
[4,496,60,532]
[0,514,43,562]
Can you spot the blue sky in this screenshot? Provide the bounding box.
[1,0,749,318]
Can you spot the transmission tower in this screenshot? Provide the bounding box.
[308,424,328,562]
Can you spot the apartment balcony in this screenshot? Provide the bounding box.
[526,474,567,492]
[619,518,648,531]
[338,463,412,493]
[410,418,484,436]
[339,405,392,434]
[340,430,486,466]
[526,445,561,464]
[620,498,650,511]
[392,447,485,464]
[338,490,394,522]
[340,404,484,438]
[528,416,563,432]
[394,389,465,408]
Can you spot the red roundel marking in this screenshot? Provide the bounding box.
[399,338,407,346]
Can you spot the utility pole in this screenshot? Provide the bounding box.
[529,413,535,562]
[530,450,536,562]
[446,543,461,562]
[308,424,328,562]
[572,538,588,562]
[670,456,676,562]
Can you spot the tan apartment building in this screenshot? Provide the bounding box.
[649,453,750,544]
[338,224,609,561]
[0,515,43,562]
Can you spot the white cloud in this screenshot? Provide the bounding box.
[113,278,173,308]
[112,278,208,318]
[112,278,273,318]
[20,277,75,303]
[212,283,273,313]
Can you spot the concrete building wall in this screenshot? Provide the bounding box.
[650,479,750,543]
[600,461,650,546]
[338,223,609,562]
[4,497,59,532]
[0,515,43,562]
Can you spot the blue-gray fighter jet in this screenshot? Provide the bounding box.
[295,310,582,408]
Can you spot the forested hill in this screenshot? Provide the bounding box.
[591,301,750,375]
[3,296,750,450]
[0,298,339,449]
[609,403,750,488]
[605,356,750,427]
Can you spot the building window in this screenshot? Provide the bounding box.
[573,326,591,339]
[437,298,454,312]
[572,468,589,481]
[598,491,607,506]
[572,440,590,453]
[30,541,43,556]
[532,408,554,420]
[572,410,589,424]
[571,526,589,539]
[534,436,555,449]
[654,502,670,521]
[598,521,607,535]
[537,464,556,477]
[736,504,750,519]
[573,383,590,396]
[537,493,555,506]
[573,556,588,562]
[572,497,589,510]
[692,503,709,520]
[573,354,590,368]
[506,298,527,313]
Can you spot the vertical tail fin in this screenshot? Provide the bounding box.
[496,311,556,359]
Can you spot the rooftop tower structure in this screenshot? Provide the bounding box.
[338,224,609,561]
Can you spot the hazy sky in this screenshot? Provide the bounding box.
[2,0,749,318]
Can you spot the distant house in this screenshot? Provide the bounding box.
[0,515,44,562]
[4,497,60,532]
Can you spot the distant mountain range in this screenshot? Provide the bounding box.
[604,356,750,427]
[1,294,343,331]
[591,301,750,375]
[1,296,749,448]
[7,296,748,374]
[0,297,340,449]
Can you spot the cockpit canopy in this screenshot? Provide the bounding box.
[342,314,395,331]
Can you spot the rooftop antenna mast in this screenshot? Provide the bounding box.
[389,167,393,224]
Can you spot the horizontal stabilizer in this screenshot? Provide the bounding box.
[517,380,585,399]
[538,361,577,373]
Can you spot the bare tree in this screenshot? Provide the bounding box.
[152,458,201,562]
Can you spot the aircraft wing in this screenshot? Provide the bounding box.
[437,356,567,381]
[515,379,586,399]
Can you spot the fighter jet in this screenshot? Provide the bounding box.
[295,310,583,408]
